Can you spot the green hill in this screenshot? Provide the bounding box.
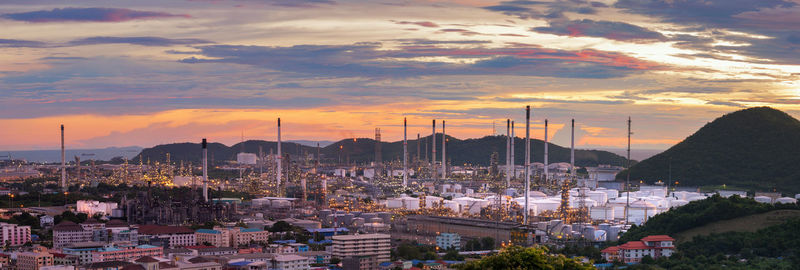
[617,107,800,193]
[134,135,630,167]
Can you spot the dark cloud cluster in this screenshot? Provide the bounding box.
[532,19,666,42]
[179,43,659,79]
[68,36,212,47]
[2,7,189,23]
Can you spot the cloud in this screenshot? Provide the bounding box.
[706,100,744,107]
[495,97,633,105]
[532,19,667,42]
[639,86,732,95]
[2,7,189,23]
[0,39,47,48]
[180,43,659,79]
[392,20,440,28]
[68,36,212,46]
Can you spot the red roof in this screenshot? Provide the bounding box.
[185,245,216,249]
[138,225,194,235]
[641,235,674,242]
[600,246,619,254]
[619,241,649,250]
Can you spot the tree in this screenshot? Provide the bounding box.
[480,237,495,250]
[268,221,293,232]
[456,246,594,270]
[443,249,465,261]
[330,257,341,265]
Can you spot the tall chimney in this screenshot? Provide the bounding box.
[571,119,575,178]
[506,119,511,187]
[511,121,515,179]
[524,106,530,225]
[202,138,208,202]
[277,118,282,196]
[416,133,420,162]
[544,119,549,184]
[403,118,408,188]
[441,120,446,179]
[431,120,436,180]
[61,125,66,191]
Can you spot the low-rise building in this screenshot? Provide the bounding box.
[137,226,195,248]
[195,229,229,248]
[271,254,309,270]
[91,245,163,263]
[17,252,54,270]
[435,233,460,250]
[602,235,675,263]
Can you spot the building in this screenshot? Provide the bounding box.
[271,254,309,270]
[91,244,163,262]
[195,229,230,247]
[298,251,331,265]
[62,242,107,265]
[76,201,118,216]
[194,227,269,248]
[17,252,54,270]
[332,234,390,270]
[122,192,235,226]
[435,233,460,250]
[0,222,31,246]
[54,221,93,249]
[40,216,55,228]
[137,225,195,248]
[601,235,675,263]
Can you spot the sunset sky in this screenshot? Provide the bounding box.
[1,0,799,151]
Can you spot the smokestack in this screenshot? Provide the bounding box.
[506,119,511,187]
[524,106,530,225]
[202,138,208,202]
[511,121,515,179]
[403,118,408,188]
[544,119,549,184]
[441,120,446,179]
[571,119,575,178]
[432,120,436,180]
[416,133,420,162]
[277,118,282,196]
[61,125,66,191]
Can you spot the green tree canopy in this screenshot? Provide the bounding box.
[456,246,594,270]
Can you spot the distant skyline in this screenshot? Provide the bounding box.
[1,0,799,150]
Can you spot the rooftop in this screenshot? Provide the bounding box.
[138,225,194,235]
[641,235,675,242]
[196,229,222,234]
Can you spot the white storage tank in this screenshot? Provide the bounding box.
[754,196,773,204]
[603,189,619,199]
[533,199,560,214]
[775,197,797,204]
[628,200,658,225]
[425,196,444,208]
[569,198,597,208]
[594,230,607,242]
[443,200,461,212]
[590,206,615,221]
[588,191,609,204]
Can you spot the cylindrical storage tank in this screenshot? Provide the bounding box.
[343,214,354,225]
[628,200,657,225]
[533,199,560,214]
[598,223,611,232]
[754,196,772,204]
[369,217,383,223]
[352,217,365,227]
[350,211,362,217]
[442,184,451,193]
[607,226,622,241]
[775,197,797,204]
[583,226,596,240]
[444,200,460,212]
[319,209,332,219]
[594,230,607,242]
[377,212,392,223]
[603,189,619,199]
[671,199,689,208]
[795,194,800,200]
[453,184,462,192]
[361,213,377,221]
[569,198,597,208]
[687,195,707,202]
[590,206,615,221]
[588,191,609,204]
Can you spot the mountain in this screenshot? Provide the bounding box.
[135,135,630,167]
[617,107,800,193]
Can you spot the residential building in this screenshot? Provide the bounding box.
[0,222,31,246]
[602,235,675,263]
[192,247,238,256]
[78,261,132,270]
[40,265,74,270]
[54,222,93,249]
[332,234,390,269]
[435,233,460,250]
[17,252,54,270]
[299,251,331,265]
[231,228,269,246]
[271,254,309,270]
[195,229,230,247]
[137,226,195,248]
[91,245,163,262]
[62,242,107,265]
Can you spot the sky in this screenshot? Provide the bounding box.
[1,0,799,151]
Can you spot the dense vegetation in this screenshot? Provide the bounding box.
[626,218,800,270]
[137,135,630,167]
[620,194,800,242]
[618,107,800,193]
[455,246,594,270]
